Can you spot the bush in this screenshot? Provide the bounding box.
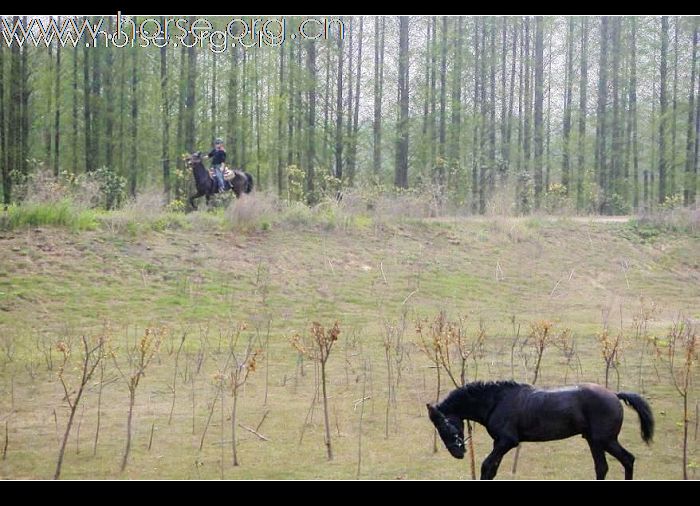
[631,207,700,237]
[225,192,278,232]
[543,183,574,215]
[98,191,189,234]
[16,168,126,211]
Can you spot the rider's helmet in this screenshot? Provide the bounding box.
[214,138,224,146]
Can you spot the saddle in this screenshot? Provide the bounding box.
[208,165,241,181]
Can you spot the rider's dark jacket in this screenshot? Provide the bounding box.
[208,148,226,166]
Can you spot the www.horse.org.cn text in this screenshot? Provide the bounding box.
[0,14,347,53]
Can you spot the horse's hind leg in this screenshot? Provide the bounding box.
[586,440,609,480]
[605,440,635,480]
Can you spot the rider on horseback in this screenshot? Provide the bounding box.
[205,138,226,193]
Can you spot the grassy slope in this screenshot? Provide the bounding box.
[0,214,698,479]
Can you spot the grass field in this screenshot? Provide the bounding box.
[0,196,698,480]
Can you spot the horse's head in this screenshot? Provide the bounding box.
[427,403,466,459]
[184,152,203,167]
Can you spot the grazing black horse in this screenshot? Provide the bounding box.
[185,152,254,210]
[427,380,654,480]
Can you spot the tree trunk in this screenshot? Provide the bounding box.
[276,45,285,196]
[72,44,78,173]
[83,33,92,173]
[499,17,508,182]
[0,38,7,205]
[129,49,138,198]
[659,16,669,205]
[488,17,497,194]
[45,44,53,173]
[439,16,448,162]
[422,18,432,173]
[533,17,544,208]
[53,21,62,177]
[450,17,464,183]
[350,17,363,185]
[685,18,698,205]
[335,20,344,180]
[211,53,217,143]
[472,17,481,213]
[479,19,488,214]
[306,39,317,201]
[228,45,238,166]
[670,17,679,197]
[118,51,125,178]
[20,21,29,178]
[577,18,589,211]
[104,17,114,171]
[7,24,21,200]
[545,27,553,192]
[395,16,409,189]
[90,19,102,171]
[174,48,186,199]
[523,17,532,180]
[160,23,171,201]
[287,42,295,169]
[184,18,197,154]
[562,17,574,193]
[429,17,437,169]
[373,17,385,175]
[505,17,518,184]
[611,18,622,201]
[345,18,354,182]
[595,16,609,212]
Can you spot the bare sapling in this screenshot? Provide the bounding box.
[653,317,697,479]
[225,322,261,466]
[54,335,107,480]
[199,375,222,452]
[35,332,54,372]
[2,420,7,460]
[299,357,321,445]
[632,296,658,391]
[415,314,443,454]
[597,326,626,389]
[382,313,408,438]
[168,331,187,424]
[254,260,273,405]
[111,326,165,472]
[512,319,571,476]
[92,361,105,456]
[417,311,486,480]
[356,358,368,479]
[291,321,341,460]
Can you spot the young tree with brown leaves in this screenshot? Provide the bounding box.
[54,335,107,479]
[291,321,340,460]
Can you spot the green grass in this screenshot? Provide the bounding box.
[0,209,698,480]
[1,200,99,231]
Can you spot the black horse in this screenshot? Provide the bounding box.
[185,152,254,210]
[427,380,654,480]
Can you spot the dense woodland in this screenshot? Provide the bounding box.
[0,15,699,214]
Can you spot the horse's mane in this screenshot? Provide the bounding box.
[191,159,210,186]
[439,380,527,412]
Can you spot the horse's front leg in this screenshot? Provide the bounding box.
[480,438,517,480]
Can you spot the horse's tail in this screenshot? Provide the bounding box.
[245,172,254,194]
[617,392,654,444]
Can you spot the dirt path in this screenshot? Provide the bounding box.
[427,215,632,224]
